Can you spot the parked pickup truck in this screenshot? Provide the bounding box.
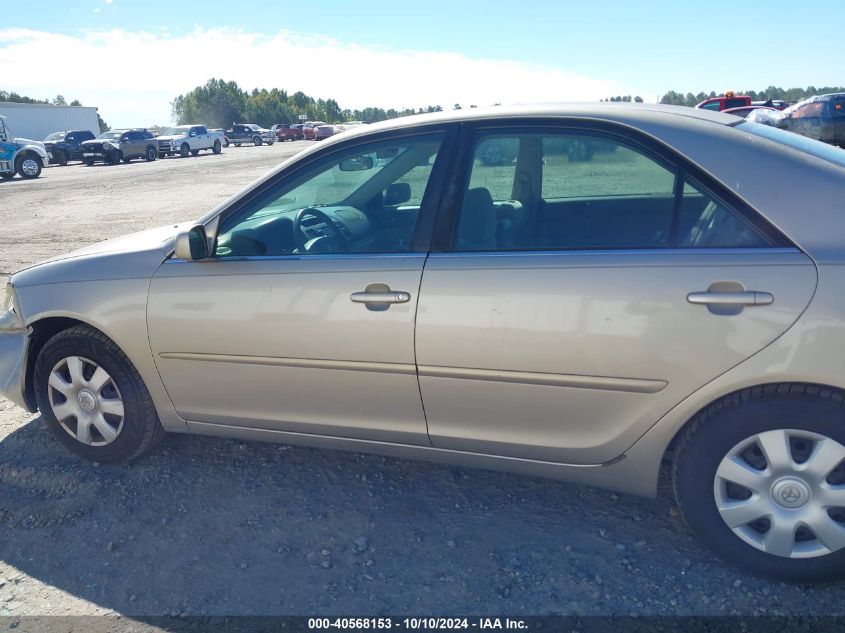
[224,123,275,147]
[272,124,302,141]
[43,130,97,165]
[156,125,223,158]
[0,115,51,180]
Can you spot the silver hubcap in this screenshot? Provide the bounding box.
[21,159,39,176]
[714,429,845,558]
[47,356,124,446]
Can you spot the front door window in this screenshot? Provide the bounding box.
[215,134,444,257]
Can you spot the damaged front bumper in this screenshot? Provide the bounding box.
[0,285,33,412]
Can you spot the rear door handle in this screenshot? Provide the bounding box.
[350,291,411,304]
[687,291,773,306]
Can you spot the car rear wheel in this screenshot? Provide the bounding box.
[34,325,165,463]
[674,384,845,582]
[83,157,95,166]
[253,136,262,146]
[191,150,199,156]
[55,150,68,166]
[16,154,42,179]
[212,140,221,154]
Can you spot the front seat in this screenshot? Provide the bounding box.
[456,187,497,251]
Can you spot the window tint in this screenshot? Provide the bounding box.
[541,137,675,199]
[453,130,780,253]
[215,134,443,258]
[700,102,721,111]
[725,98,747,109]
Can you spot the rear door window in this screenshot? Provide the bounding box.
[453,129,783,252]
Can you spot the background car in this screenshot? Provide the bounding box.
[747,94,845,148]
[5,105,845,583]
[43,130,96,165]
[272,124,301,141]
[313,124,335,141]
[80,129,158,165]
[225,123,275,146]
[302,121,325,140]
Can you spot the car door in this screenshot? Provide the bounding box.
[415,123,817,465]
[147,129,451,444]
[129,131,145,158]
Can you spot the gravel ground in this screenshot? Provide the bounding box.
[1,142,845,619]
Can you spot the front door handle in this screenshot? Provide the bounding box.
[687,291,773,306]
[350,290,411,304]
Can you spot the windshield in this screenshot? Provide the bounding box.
[164,126,190,135]
[738,121,845,168]
[98,131,123,140]
[44,132,65,141]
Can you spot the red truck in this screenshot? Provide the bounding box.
[695,92,752,111]
[696,92,790,112]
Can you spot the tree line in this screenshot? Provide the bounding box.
[0,91,110,131]
[659,85,845,107]
[171,78,445,129]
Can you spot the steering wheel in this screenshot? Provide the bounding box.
[292,207,351,253]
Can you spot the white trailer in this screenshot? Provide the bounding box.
[0,103,100,141]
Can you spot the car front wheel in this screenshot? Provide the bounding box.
[253,136,262,146]
[34,325,165,462]
[674,384,845,582]
[145,146,157,161]
[212,140,221,154]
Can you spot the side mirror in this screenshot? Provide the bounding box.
[384,182,412,206]
[174,225,210,260]
[339,155,374,171]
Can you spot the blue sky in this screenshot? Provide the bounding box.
[1,0,841,126]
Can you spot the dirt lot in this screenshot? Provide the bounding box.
[1,143,845,621]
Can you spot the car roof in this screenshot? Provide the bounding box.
[331,102,738,144]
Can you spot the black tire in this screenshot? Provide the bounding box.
[16,153,42,179]
[253,135,262,146]
[674,384,845,582]
[55,150,68,166]
[234,143,241,147]
[108,150,121,165]
[83,157,95,166]
[145,146,157,161]
[212,140,221,154]
[222,137,229,148]
[179,143,190,158]
[190,149,199,156]
[122,156,132,163]
[1,173,13,180]
[34,325,165,463]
